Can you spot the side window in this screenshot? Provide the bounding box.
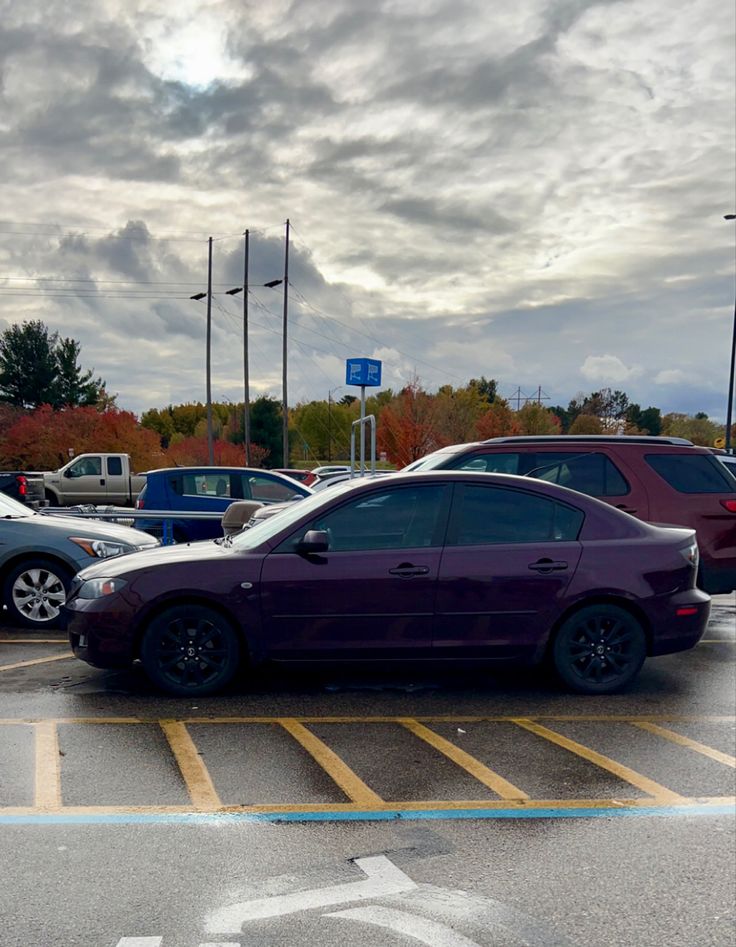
[181,474,215,497]
[107,457,123,476]
[279,484,450,552]
[446,485,583,545]
[449,452,521,474]
[248,475,300,502]
[530,452,629,497]
[69,456,101,477]
[645,454,735,494]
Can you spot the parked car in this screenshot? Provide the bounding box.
[311,465,351,478]
[0,491,159,628]
[716,453,736,480]
[273,468,318,486]
[403,436,736,594]
[67,470,709,696]
[135,466,312,542]
[0,470,46,508]
[42,452,147,507]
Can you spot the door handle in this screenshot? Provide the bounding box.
[100,479,105,486]
[389,564,430,577]
[528,558,568,573]
[615,504,636,514]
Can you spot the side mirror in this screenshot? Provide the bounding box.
[298,529,329,554]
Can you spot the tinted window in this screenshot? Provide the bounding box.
[447,485,583,545]
[645,453,735,494]
[294,484,450,552]
[450,452,520,474]
[244,474,301,503]
[530,452,629,497]
[107,456,123,476]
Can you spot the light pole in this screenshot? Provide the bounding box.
[725,214,736,453]
[189,236,214,465]
[327,386,343,462]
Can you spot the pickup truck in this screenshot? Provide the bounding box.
[0,471,46,508]
[42,453,147,507]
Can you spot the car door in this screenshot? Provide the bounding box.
[258,482,451,658]
[103,455,127,504]
[433,483,583,660]
[62,455,103,504]
[525,450,650,520]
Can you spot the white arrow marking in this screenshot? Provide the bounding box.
[325,905,484,947]
[205,855,417,931]
[115,940,162,947]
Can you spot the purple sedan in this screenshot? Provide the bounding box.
[66,471,709,696]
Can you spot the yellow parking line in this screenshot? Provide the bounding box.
[159,720,222,810]
[279,718,384,806]
[400,718,529,801]
[34,720,61,810]
[512,718,686,804]
[633,722,736,768]
[0,653,75,672]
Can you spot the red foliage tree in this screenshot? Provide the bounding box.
[377,382,439,467]
[165,437,268,468]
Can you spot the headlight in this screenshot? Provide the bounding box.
[77,577,127,599]
[69,537,134,559]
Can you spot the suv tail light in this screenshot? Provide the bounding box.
[16,475,27,497]
[135,498,143,509]
[720,499,736,512]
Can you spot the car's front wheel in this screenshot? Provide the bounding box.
[3,558,72,628]
[140,604,241,696]
[552,604,647,694]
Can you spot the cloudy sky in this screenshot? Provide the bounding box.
[1,0,734,420]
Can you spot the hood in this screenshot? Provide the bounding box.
[32,512,158,547]
[76,536,225,581]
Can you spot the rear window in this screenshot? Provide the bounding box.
[645,453,736,494]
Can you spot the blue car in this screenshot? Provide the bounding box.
[134,467,312,542]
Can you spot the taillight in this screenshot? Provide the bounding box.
[16,475,27,497]
[135,498,143,509]
[720,499,736,512]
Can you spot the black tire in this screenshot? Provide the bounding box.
[3,558,72,629]
[552,604,647,694]
[140,604,241,696]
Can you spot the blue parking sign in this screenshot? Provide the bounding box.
[345,358,382,387]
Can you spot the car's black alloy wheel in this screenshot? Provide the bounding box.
[140,604,241,696]
[552,604,647,694]
[3,557,72,628]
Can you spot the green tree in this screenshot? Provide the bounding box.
[516,403,561,435]
[250,396,283,466]
[468,376,498,403]
[661,412,721,446]
[0,320,106,409]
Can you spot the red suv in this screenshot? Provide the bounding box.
[406,436,736,594]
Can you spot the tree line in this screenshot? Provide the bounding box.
[0,321,731,470]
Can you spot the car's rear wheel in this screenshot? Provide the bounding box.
[140,604,241,696]
[3,558,72,629]
[552,604,647,694]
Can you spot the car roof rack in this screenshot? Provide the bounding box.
[482,435,695,446]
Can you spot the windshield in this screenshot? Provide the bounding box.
[229,479,360,549]
[402,447,464,472]
[0,492,34,518]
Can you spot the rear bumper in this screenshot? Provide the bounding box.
[648,590,711,656]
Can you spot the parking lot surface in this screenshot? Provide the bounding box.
[0,595,734,946]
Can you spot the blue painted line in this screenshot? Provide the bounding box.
[1,804,734,825]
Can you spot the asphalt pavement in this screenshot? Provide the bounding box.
[0,595,734,947]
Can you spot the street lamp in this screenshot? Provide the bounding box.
[327,386,344,462]
[725,214,736,453]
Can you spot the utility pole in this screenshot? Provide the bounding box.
[206,236,214,465]
[242,229,251,465]
[281,218,290,466]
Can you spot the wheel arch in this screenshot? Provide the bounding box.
[0,551,77,591]
[131,593,250,662]
[545,594,654,659]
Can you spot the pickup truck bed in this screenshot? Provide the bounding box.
[0,471,46,508]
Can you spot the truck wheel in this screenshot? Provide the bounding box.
[140,604,241,696]
[44,490,59,506]
[3,558,72,629]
